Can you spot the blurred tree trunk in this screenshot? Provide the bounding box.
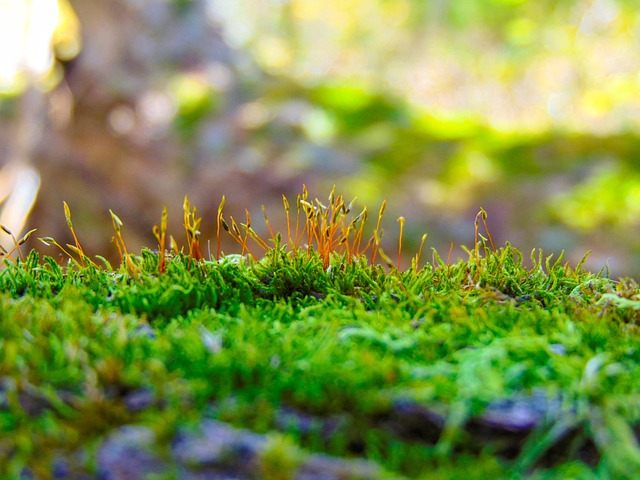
[29,0,292,258]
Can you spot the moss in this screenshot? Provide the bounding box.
[1,190,639,477]
[258,434,302,480]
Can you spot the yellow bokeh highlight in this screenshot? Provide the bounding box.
[53,0,81,61]
[291,0,323,21]
[506,18,536,46]
[255,36,294,72]
[0,0,80,94]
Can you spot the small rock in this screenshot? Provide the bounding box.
[466,391,568,460]
[478,391,562,432]
[131,324,156,339]
[549,344,566,356]
[275,407,347,441]
[97,426,167,479]
[383,398,446,443]
[297,454,382,480]
[123,388,156,412]
[51,457,75,479]
[172,420,265,476]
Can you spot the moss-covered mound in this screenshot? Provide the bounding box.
[2,241,640,479]
[2,192,640,478]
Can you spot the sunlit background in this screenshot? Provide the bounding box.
[1,0,639,276]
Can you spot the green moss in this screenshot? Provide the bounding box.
[0,234,639,478]
[259,434,302,480]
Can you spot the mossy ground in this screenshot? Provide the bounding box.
[1,194,640,479]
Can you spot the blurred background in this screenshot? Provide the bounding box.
[1,0,639,276]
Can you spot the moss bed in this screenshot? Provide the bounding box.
[2,192,640,479]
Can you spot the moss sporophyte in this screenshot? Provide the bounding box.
[1,186,639,479]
